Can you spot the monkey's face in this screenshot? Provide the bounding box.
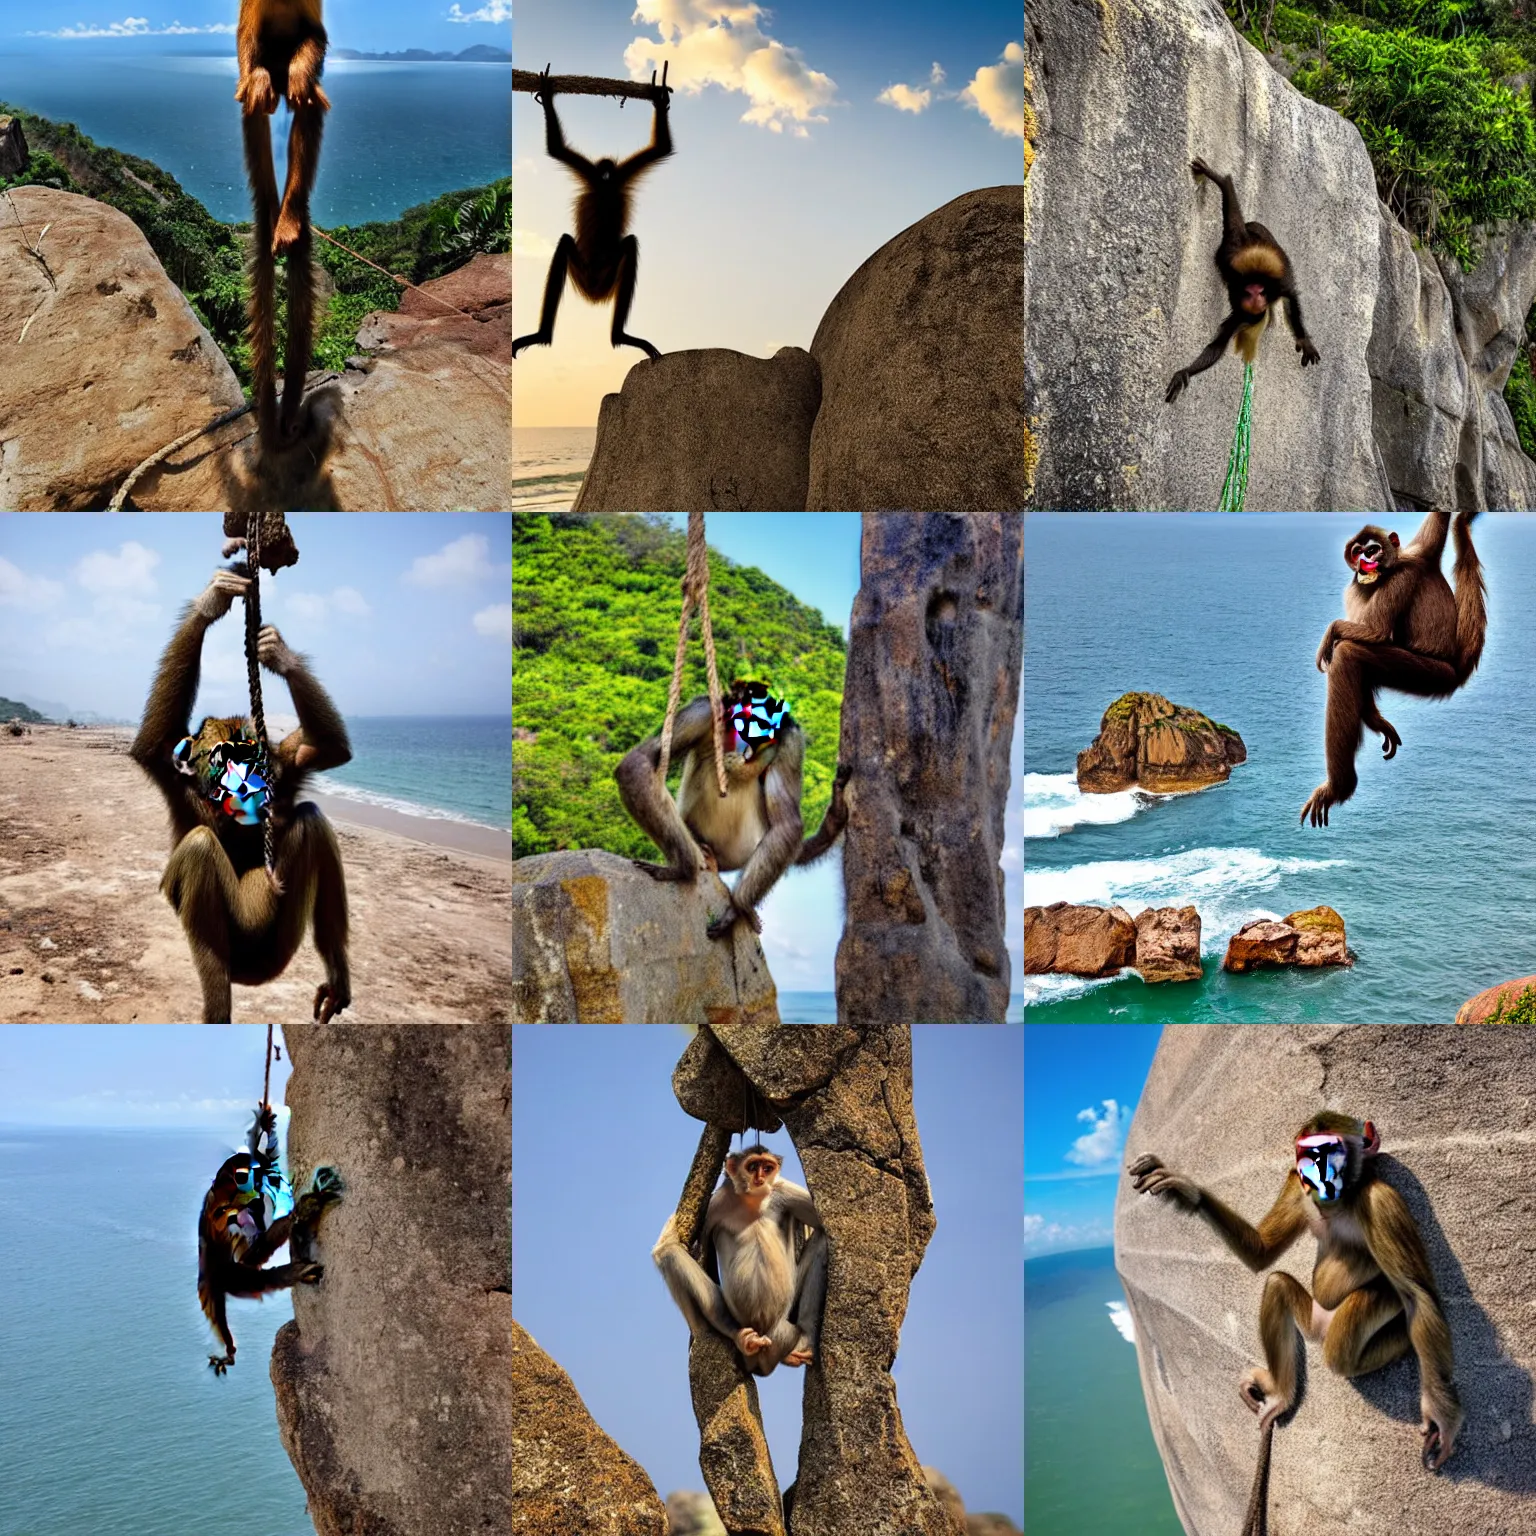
[174,717,272,824]
[1295,1133,1349,1202]
[1346,528,1400,585]
[727,1152,781,1198]
[1240,283,1269,316]
[724,681,790,766]
[595,157,617,183]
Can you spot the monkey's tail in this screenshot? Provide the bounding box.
[1452,509,1487,685]
[1239,1414,1275,1536]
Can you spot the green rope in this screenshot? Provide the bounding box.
[1219,362,1254,512]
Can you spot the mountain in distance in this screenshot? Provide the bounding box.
[331,46,511,63]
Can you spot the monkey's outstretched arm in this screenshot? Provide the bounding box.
[616,695,716,879]
[1277,280,1320,365]
[795,763,850,866]
[1130,1157,1307,1272]
[1401,507,1452,565]
[1166,315,1243,402]
[620,91,674,178]
[541,89,594,176]
[261,627,351,775]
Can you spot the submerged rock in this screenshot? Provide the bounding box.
[1134,905,1203,984]
[1223,905,1352,972]
[1077,692,1246,794]
[1024,901,1136,977]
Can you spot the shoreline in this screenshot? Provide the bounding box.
[307,790,510,863]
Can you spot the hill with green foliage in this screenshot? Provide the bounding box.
[0,697,51,723]
[0,104,509,392]
[513,515,847,862]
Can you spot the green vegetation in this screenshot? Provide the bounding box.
[0,104,507,390]
[0,697,51,723]
[513,515,847,862]
[1487,984,1536,1023]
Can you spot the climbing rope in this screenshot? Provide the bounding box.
[657,511,727,796]
[261,1021,275,1112]
[1219,362,1255,512]
[242,512,280,890]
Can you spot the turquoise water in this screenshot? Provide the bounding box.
[0,53,509,226]
[1024,513,1536,1022]
[0,1126,314,1536]
[315,715,510,830]
[1026,1247,1181,1535]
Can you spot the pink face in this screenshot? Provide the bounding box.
[1240,283,1268,316]
[736,1155,779,1192]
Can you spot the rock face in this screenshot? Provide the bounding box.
[572,347,820,512]
[1224,904,1352,971]
[1134,905,1203,983]
[272,1024,511,1536]
[835,513,1023,1022]
[1456,974,1536,1024]
[1024,902,1136,977]
[663,1491,725,1536]
[0,185,245,511]
[1077,693,1246,793]
[1025,0,1536,510]
[513,1321,667,1536]
[0,114,28,177]
[1116,1025,1536,1536]
[808,186,1025,511]
[512,849,782,1024]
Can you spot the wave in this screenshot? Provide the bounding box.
[1024,771,1166,838]
[1106,1300,1136,1344]
[310,777,506,832]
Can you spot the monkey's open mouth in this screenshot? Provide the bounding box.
[1355,560,1379,584]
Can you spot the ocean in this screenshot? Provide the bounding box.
[776,994,1026,1022]
[1025,1246,1181,1534]
[0,52,510,227]
[314,715,510,831]
[1024,513,1536,1022]
[511,428,593,512]
[0,1126,315,1536]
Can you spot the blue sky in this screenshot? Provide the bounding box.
[512,1023,1022,1523]
[1025,1026,1165,1259]
[0,0,510,51]
[648,514,1024,998]
[0,513,512,720]
[0,1025,293,1130]
[512,0,1024,426]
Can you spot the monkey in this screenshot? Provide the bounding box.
[1300,508,1485,826]
[1129,1110,1462,1523]
[1165,158,1320,404]
[615,679,850,941]
[653,1144,827,1377]
[512,66,674,362]
[236,0,329,447]
[200,1103,343,1374]
[130,565,352,1023]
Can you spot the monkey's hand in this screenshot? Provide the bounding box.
[314,977,350,1023]
[1165,369,1191,404]
[707,900,761,942]
[257,625,300,678]
[632,857,697,883]
[1127,1154,1201,1209]
[286,71,331,112]
[1421,1395,1462,1471]
[1190,156,1215,182]
[296,1261,325,1285]
[208,1351,235,1375]
[195,569,252,622]
[1315,623,1340,671]
[236,67,278,116]
[1297,336,1321,368]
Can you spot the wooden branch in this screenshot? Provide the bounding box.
[512,69,667,103]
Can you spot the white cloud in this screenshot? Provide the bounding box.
[0,557,64,611]
[960,42,1025,139]
[28,17,235,37]
[877,62,945,115]
[282,586,371,624]
[1023,1213,1044,1237]
[447,0,511,21]
[68,542,160,626]
[330,586,371,617]
[625,0,838,138]
[1023,1214,1113,1257]
[404,534,507,588]
[1066,1099,1130,1168]
[472,603,512,641]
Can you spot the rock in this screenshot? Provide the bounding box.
[835,513,1023,1022]
[921,1466,967,1533]
[514,1321,667,1536]
[0,114,28,178]
[0,186,246,510]
[1134,905,1202,983]
[1025,0,1536,510]
[1456,974,1536,1024]
[272,1023,512,1536]
[966,1518,1022,1536]
[1077,692,1246,793]
[572,347,820,512]
[1116,1024,1536,1536]
[512,849,782,1024]
[664,1490,726,1536]
[1223,905,1351,972]
[808,187,1025,511]
[1024,902,1136,977]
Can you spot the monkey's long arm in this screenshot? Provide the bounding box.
[615,696,716,879]
[1402,507,1452,566]
[271,645,352,776]
[1130,1156,1308,1272]
[130,605,210,788]
[771,1179,824,1233]
[794,764,850,866]
[541,91,593,175]
[619,94,674,178]
[1166,314,1244,401]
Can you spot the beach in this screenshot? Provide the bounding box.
[0,727,510,1023]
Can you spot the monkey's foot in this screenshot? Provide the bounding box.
[1239,1370,1289,1428]
[511,332,551,359]
[272,207,305,257]
[208,1354,234,1375]
[736,1328,773,1356]
[1299,782,1342,828]
[1377,719,1402,760]
[632,858,689,883]
[614,332,662,361]
[784,1347,814,1367]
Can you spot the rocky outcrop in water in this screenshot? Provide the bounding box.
[1134,905,1203,984]
[1077,692,1246,793]
[1223,905,1352,972]
[1024,902,1136,977]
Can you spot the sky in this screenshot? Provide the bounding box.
[511,0,1025,426]
[0,1025,293,1129]
[511,1023,1023,1523]
[647,514,1024,999]
[1024,1025,1165,1261]
[0,513,512,722]
[0,0,511,52]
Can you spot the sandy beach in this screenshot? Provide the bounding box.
[0,727,510,1023]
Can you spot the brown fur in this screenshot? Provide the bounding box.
[1300,509,1485,826]
[1230,242,1288,280]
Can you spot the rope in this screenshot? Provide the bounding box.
[312,227,473,318]
[1220,362,1255,512]
[108,401,254,510]
[242,511,280,891]
[656,511,727,796]
[1239,1414,1275,1536]
[261,1021,274,1112]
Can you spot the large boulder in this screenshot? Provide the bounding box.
[1456,974,1536,1024]
[1223,904,1351,971]
[1024,902,1136,976]
[1077,692,1246,793]
[1134,905,1202,983]
[808,186,1025,511]
[1116,1025,1536,1536]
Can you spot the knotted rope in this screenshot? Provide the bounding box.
[657,511,727,796]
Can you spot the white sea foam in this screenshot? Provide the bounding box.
[310,776,504,831]
[1024,772,1164,838]
[1106,1301,1136,1343]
